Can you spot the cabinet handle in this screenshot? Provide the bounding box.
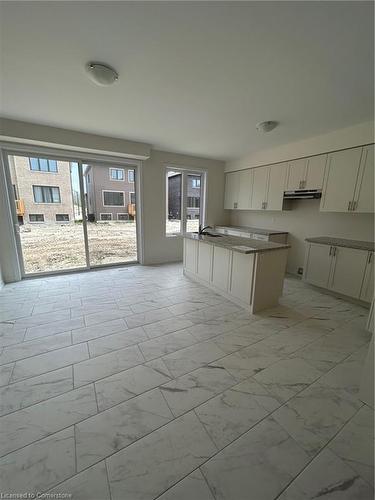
[333,246,337,257]
[233,202,238,209]
[329,246,332,256]
[347,201,352,211]
[352,201,357,211]
[299,180,302,189]
[368,252,373,264]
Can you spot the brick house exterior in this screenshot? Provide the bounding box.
[9,155,74,224]
[168,172,201,220]
[84,164,136,221]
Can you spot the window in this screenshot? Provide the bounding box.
[103,191,125,206]
[129,192,135,204]
[33,186,61,203]
[56,214,69,222]
[100,213,112,221]
[29,158,58,173]
[166,170,204,235]
[128,170,135,183]
[29,214,44,223]
[117,213,129,221]
[187,197,200,208]
[109,168,124,181]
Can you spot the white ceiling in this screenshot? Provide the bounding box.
[1,1,373,161]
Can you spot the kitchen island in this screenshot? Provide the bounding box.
[183,232,290,313]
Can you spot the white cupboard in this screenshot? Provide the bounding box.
[211,246,231,291]
[304,242,373,302]
[305,155,326,190]
[230,252,254,303]
[224,171,240,209]
[286,158,306,191]
[237,169,253,209]
[250,166,268,210]
[321,147,365,212]
[266,163,287,210]
[329,246,368,298]
[184,239,197,274]
[353,145,374,213]
[360,253,374,303]
[197,241,212,282]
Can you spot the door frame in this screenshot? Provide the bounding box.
[1,144,143,278]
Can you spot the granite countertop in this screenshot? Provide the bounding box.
[305,236,374,252]
[183,232,290,254]
[215,225,288,236]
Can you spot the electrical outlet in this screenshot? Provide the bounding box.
[297,267,303,275]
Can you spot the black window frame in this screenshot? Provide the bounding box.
[29,158,58,173]
[56,214,70,222]
[102,190,125,207]
[33,185,61,204]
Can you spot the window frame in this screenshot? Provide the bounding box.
[128,170,135,183]
[191,178,201,188]
[29,214,45,223]
[165,167,206,236]
[100,213,113,221]
[102,190,125,207]
[109,168,125,181]
[117,213,129,221]
[29,158,58,173]
[55,214,70,222]
[32,185,61,204]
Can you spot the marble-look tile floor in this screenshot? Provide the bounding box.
[0,263,373,500]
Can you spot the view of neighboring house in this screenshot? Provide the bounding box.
[167,171,201,220]
[9,155,74,224]
[84,165,136,221]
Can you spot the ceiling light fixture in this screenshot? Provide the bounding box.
[86,62,119,86]
[256,121,278,133]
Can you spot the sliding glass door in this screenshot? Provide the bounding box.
[6,153,138,276]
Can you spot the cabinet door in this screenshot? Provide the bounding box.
[266,163,287,211]
[303,243,333,288]
[184,239,198,274]
[251,167,269,210]
[197,242,212,282]
[320,148,362,212]
[305,154,327,190]
[230,252,255,304]
[237,169,253,209]
[329,246,368,298]
[224,172,240,209]
[360,252,374,303]
[354,145,374,213]
[286,159,307,191]
[211,246,230,291]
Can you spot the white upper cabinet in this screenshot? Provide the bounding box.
[266,163,287,211]
[353,144,374,213]
[251,166,269,210]
[224,171,240,209]
[237,169,253,209]
[305,154,327,190]
[286,159,307,191]
[320,147,362,212]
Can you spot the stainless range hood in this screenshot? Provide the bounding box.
[283,189,322,200]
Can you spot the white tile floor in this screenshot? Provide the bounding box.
[0,263,373,499]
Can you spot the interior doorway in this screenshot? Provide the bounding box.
[6,153,138,276]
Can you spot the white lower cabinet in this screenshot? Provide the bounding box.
[211,246,231,291]
[197,242,212,282]
[304,243,332,288]
[329,246,368,298]
[184,238,198,274]
[360,253,374,303]
[230,252,254,303]
[304,242,373,302]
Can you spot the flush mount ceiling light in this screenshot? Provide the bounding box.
[86,62,119,86]
[256,121,278,133]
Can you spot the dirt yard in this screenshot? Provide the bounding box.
[19,222,138,274]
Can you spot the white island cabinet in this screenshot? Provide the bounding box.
[183,234,289,313]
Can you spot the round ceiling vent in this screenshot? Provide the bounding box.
[86,62,119,86]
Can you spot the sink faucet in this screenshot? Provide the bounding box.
[199,225,212,234]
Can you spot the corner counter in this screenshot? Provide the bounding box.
[183,232,290,313]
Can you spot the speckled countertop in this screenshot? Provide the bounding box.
[183,232,290,254]
[215,225,288,235]
[306,236,374,252]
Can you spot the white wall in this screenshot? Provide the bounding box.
[142,150,226,265]
[226,121,374,172]
[225,121,374,275]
